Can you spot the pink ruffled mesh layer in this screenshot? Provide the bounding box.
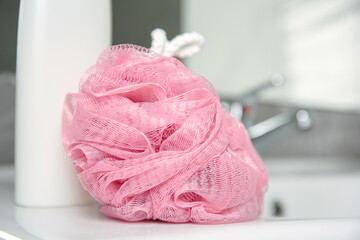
[62,44,268,224]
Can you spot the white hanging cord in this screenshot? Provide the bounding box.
[150,28,204,58]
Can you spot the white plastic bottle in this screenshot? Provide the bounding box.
[15,0,112,207]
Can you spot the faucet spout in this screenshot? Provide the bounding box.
[221,74,313,153]
[248,110,313,140]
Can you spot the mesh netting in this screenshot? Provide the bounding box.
[62,44,268,224]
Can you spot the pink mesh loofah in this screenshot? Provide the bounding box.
[62,44,268,224]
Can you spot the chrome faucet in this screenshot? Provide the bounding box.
[221,74,313,152]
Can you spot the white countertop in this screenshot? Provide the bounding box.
[1,165,360,240]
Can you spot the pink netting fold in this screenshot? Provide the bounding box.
[62,44,268,224]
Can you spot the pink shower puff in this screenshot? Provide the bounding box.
[62,44,268,224]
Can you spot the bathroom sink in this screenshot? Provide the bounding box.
[1,163,360,240]
[263,157,360,219]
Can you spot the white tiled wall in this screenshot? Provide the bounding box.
[182,0,360,111]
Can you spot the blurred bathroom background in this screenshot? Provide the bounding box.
[0,0,359,165]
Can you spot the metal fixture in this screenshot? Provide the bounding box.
[221,74,313,152]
